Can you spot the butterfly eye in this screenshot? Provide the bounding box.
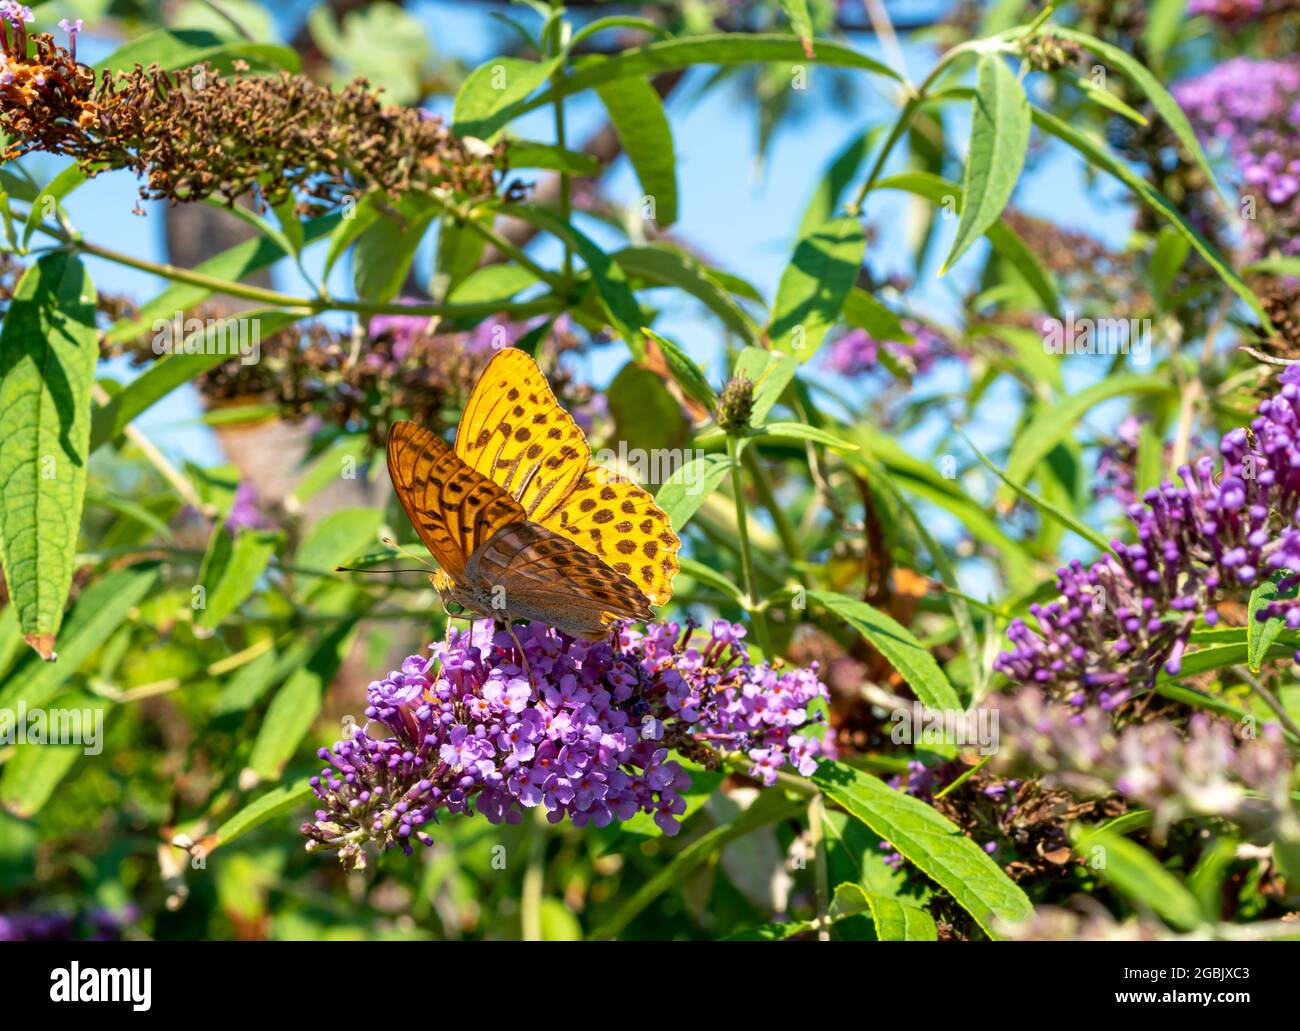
[445,601,465,616]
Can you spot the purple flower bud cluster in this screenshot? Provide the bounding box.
[997,364,1300,703]
[826,320,955,377]
[992,688,1297,842]
[303,619,831,869]
[1175,57,1300,258]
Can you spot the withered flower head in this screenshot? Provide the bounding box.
[0,26,503,214]
[716,373,755,435]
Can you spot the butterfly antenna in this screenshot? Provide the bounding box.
[335,566,428,574]
[380,536,434,570]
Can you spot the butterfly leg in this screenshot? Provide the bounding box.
[501,620,531,676]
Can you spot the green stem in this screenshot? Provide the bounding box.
[743,447,803,566]
[727,437,773,656]
[807,792,831,941]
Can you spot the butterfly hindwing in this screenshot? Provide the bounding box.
[539,466,680,607]
[454,348,590,521]
[387,420,526,580]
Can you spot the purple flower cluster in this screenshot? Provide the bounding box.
[997,364,1300,703]
[1175,58,1300,258]
[303,619,831,869]
[1093,415,1144,508]
[992,688,1297,843]
[1189,0,1300,24]
[826,320,955,377]
[0,906,133,941]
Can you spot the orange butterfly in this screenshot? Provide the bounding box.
[387,347,680,643]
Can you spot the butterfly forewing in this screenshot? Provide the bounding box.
[387,420,526,579]
[538,467,680,607]
[454,348,590,521]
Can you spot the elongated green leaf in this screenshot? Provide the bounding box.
[613,245,760,343]
[0,254,99,658]
[1,742,83,818]
[106,216,336,343]
[770,216,865,362]
[505,139,601,176]
[779,0,816,57]
[942,54,1031,274]
[213,645,281,716]
[197,528,282,631]
[656,454,732,530]
[0,566,159,710]
[23,165,87,246]
[1052,27,1217,196]
[453,56,561,140]
[1075,76,1149,126]
[860,890,939,941]
[295,507,384,587]
[1029,105,1267,324]
[733,347,797,425]
[196,778,314,855]
[92,310,303,451]
[808,591,961,711]
[874,171,1059,315]
[842,287,911,342]
[677,556,746,604]
[596,77,678,227]
[1142,0,1188,66]
[1004,375,1174,490]
[1247,572,1298,674]
[353,195,437,304]
[508,204,646,354]
[95,28,300,75]
[800,128,880,237]
[1071,825,1204,931]
[755,421,858,452]
[246,613,362,781]
[812,761,1033,938]
[963,433,1112,554]
[485,35,899,140]
[642,328,717,411]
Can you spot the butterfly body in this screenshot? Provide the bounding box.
[387,348,679,639]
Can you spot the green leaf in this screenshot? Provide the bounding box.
[353,195,437,304]
[1148,226,1190,308]
[507,204,646,354]
[613,245,760,343]
[778,0,817,57]
[769,216,865,362]
[808,591,961,711]
[596,77,678,227]
[1142,0,1188,66]
[447,264,537,305]
[1029,105,1267,324]
[0,566,159,710]
[733,346,797,424]
[92,310,303,451]
[483,35,899,140]
[1052,27,1217,196]
[0,254,99,658]
[1,742,83,819]
[860,889,939,941]
[842,287,911,342]
[197,528,281,631]
[755,421,858,452]
[677,556,746,604]
[941,54,1031,274]
[963,432,1113,554]
[800,128,878,237]
[812,761,1033,938]
[505,139,601,176]
[655,455,733,531]
[873,171,1059,315]
[1003,374,1174,491]
[95,28,300,76]
[642,328,717,410]
[295,507,384,588]
[453,56,561,140]
[197,778,315,855]
[246,613,363,781]
[1074,75,1150,126]
[1070,824,1204,931]
[1247,572,1298,674]
[106,215,337,343]
[23,164,87,246]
